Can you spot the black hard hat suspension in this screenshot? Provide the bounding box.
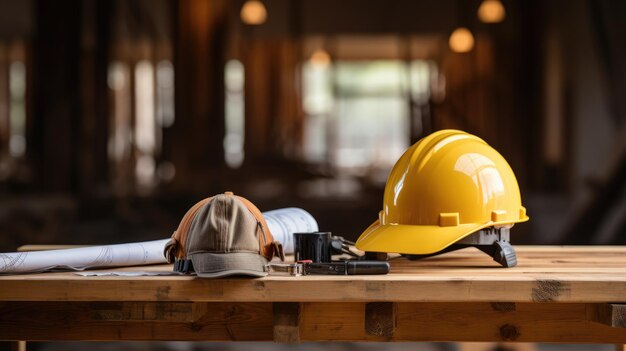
[365,227,518,268]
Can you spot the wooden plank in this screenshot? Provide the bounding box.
[273,302,301,343]
[0,273,625,303]
[0,302,272,341]
[393,302,626,343]
[16,245,87,252]
[299,302,626,343]
[587,303,626,328]
[1,301,626,343]
[170,0,226,187]
[1,246,626,303]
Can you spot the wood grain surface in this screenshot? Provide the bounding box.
[1,246,625,303]
[1,301,626,342]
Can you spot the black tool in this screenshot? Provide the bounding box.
[294,232,361,262]
[267,260,390,276]
[289,232,390,275]
[293,232,332,263]
[304,260,390,275]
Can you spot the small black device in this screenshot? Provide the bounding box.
[294,231,360,263]
[290,231,389,275]
[303,261,389,275]
[293,232,332,263]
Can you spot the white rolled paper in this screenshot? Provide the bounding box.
[263,207,319,254]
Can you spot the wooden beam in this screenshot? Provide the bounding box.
[2,274,626,303]
[16,244,87,252]
[0,302,273,341]
[10,341,26,351]
[273,302,301,343]
[364,302,395,339]
[31,0,82,192]
[587,303,626,328]
[5,302,622,342]
[172,0,227,191]
[300,302,626,343]
[77,0,110,195]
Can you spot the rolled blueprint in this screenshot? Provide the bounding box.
[263,207,319,254]
[0,207,318,274]
[0,239,169,274]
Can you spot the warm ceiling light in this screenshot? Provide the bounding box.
[448,27,475,53]
[240,0,267,25]
[310,49,331,67]
[478,0,506,23]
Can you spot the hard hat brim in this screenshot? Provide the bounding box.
[355,219,523,255]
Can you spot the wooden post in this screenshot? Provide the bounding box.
[365,302,395,339]
[77,0,111,195]
[587,303,626,328]
[273,302,301,343]
[172,0,228,192]
[31,0,82,192]
[10,341,26,351]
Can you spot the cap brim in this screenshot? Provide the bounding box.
[355,220,489,255]
[189,252,268,278]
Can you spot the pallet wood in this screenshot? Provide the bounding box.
[0,302,273,341]
[1,246,626,303]
[16,245,87,252]
[587,304,626,328]
[1,246,626,343]
[273,302,301,343]
[299,302,626,343]
[365,302,395,338]
[1,302,626,343]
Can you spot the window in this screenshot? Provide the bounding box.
[302,58,439,177]
[108,58,175,193]
[105,0,175,194]
[224,59,245,168]
[0,40,28,182]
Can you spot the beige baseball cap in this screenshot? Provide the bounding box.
[164,192,284,278]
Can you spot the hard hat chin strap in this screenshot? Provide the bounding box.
[403,227,518,268]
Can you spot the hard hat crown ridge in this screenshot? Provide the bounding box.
[356,129,528,257]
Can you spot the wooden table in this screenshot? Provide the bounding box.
[1,246,625,348]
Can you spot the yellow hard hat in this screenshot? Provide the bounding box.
[356,129,528,256]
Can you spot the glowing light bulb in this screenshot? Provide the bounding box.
[240,0,267,25]
[310,49,331,67]
[449,27,475,53]
[478,0,506,23]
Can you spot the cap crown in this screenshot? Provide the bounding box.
[164,192,282,263]
[186,194,262,255]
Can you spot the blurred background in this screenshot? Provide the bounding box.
[0,0,625,350]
